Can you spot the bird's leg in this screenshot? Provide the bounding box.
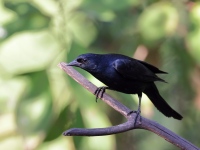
[134,93,142,125]
[94,86,109,102]
[94,88,101,102]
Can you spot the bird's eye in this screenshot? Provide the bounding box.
[77,58,87,63]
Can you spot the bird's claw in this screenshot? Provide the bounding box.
[127,110,134,116]
[94,86,107,102]
[127,110,142,125]
[134,110,142,125]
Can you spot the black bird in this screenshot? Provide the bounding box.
[67,53,183,120]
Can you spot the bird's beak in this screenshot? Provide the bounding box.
[67,60,80,67]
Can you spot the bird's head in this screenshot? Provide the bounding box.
[67,53,98,72]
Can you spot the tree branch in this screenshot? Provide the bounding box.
[58,62,199,150]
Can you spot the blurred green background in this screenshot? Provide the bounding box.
[0,0,200,149]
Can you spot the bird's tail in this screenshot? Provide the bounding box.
[143,83,183,120]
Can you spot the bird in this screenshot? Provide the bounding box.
[67,53,183,120]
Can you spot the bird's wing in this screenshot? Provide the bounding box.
[137,60,167,74]
[113,59,166,82]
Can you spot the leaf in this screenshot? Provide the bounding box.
[138,2,178,45]
[68,12,97,47]
[3,1,50,38]
[15,71,53,136]
[0,30,59,75]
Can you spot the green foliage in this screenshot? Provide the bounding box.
[3,1,50,39]
[138,2,179,46]
[0,0,200,150]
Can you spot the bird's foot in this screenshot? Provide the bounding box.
[127,110,142,126]
[134,110,142,125]
[94,86,108,102]
[127,110,134,116]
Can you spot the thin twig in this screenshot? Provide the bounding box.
[58,62,199,150]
